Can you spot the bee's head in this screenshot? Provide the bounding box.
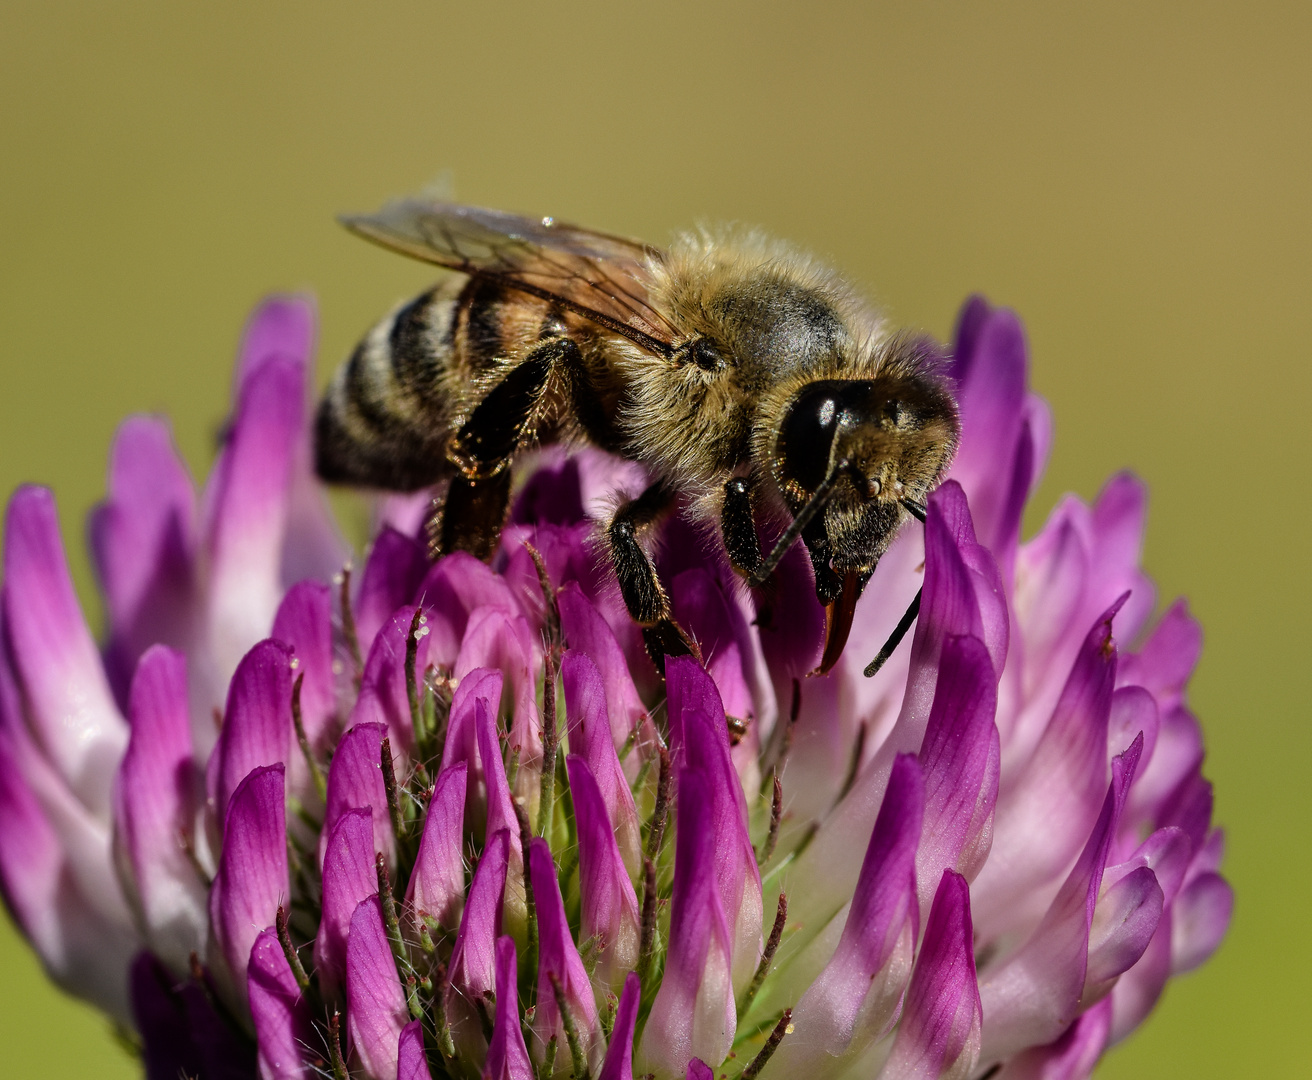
[774,364,959,672]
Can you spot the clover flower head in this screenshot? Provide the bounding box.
[0,294,1231,1080]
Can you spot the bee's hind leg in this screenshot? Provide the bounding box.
[431,337,580,561]
[607,479,699,674]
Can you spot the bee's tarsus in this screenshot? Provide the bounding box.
[900,498,928,522]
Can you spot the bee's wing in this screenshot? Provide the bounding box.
[342,199,680,356]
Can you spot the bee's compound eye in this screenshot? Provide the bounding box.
[780,382,845,492]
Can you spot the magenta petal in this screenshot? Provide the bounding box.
[314,808,378,1000]
[530,836,601,1061]
[665,656,762,987]
[397,1018,434,1080]
[406,762,468,931]
[978,736,1142,1061]
[641,770,736,1075]
[89,416,196,698]
[208,639,294,826]
[349,604,437,757]
[485,935,534,1080]
[566,755,641,986]
[271,580,336,754]
[474,697,521,855]
[597,972,641,1080]
[785,754,923,1068]
[685,1062,714,1080]
[562,651,642,875]
[248,925,314,1080]
[113,645,206,971]
[355,527,429,655]
[129,951,205,1080]
[2,485,127,813]
[1108,913,1173,1044]
[233,294,316,386]
[917,634,1001,908]
[558,582,647,748]
[445,829,510,1060]
[1132,599,1202,712]
[346,895,408,1080]
[947,300,1029,556]
[1170,871,1233,974]
[994,997,1111,1080]
[208,763,288,1011]
[1084,866,1164,992]
[972,600,1123,931]
[883,870,982,1080]
[454,607,542,784]
[438,667,512,837]
[414,552,522,665]
[319,722,395,872]
[201,353,305,704]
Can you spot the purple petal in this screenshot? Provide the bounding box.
[475,697,521,857]
[558,582,648,752]
[113,645,206,971]
[349,604,438,758]
[566,755,641,986]
[438,667,505,830]
[248,925,314,1080]
[1108,912,1173,1044]
[641,769,736,1075]
[666,656,762,987]
[1089,474,1155,642]
[597,972,641,1080]
[1125,703,1204,828]
[562,651,642,875]
[89,416,197,700]
[271,580,336,756]
[346,895,408,1080]
[485,935,534,1080]
[200,352,305,717]
[319,722,395,872]
[208,639,294,827]
[397,1018,434,1080]
[406,762,468,931]
[129,951,204,1080]
[233,294,316,387]
[445,829,510,1061]
[917,634,1000,908]
[314,808,378,1000]
[0,678,137,1020]
[1170,871,1233,974]
[414,552,522,665]
[355,527,429,656]
[208,763,288,1011]
[530,836,601,1062]
[882,870,982,1080]
[946,301,1029,556]
[784,755,923,1069]
[1083,865,1163,993]
[454,607,542,790]
[2,485,127,813]
[994,997,1111,1080]
[686,1062,714,1080]
[510,454,588,524]
[1131,599,1202,713]
[972,600,1123,934]
[978,736,1142,1061]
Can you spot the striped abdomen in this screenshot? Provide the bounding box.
[315,283,463,491]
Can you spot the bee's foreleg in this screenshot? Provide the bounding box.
[720,476,763,577]
[607,480,699,674]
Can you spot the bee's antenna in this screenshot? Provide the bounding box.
[863,587,922,678]
[749,460,847,588]
[862,499,929,677]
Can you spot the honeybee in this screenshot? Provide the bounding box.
[316,198,960,675]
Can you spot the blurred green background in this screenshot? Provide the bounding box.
[0,1,1307,1076]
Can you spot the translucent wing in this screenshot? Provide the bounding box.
[341,198,680,356]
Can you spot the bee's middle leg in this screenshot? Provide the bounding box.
[608,479,698,674]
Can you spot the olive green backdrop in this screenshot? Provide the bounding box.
[1,2,1307,1076]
